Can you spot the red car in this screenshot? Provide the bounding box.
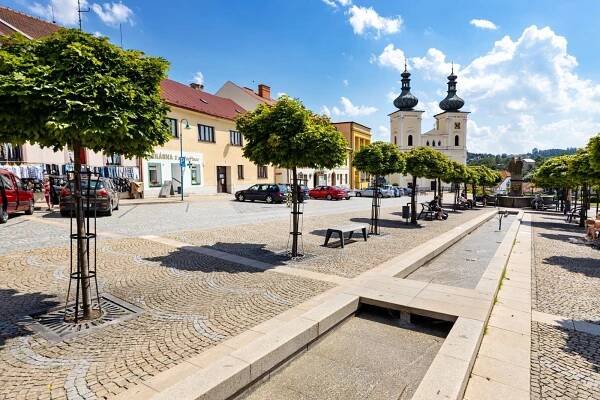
[0,168,35,223]
[309,186,350,200]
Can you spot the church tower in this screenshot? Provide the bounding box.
[433,65,469,164]
[389,62,423,151]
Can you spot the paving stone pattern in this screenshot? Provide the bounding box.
[531,212,600,400]
[168,206,486,278]
[0,238,332,400]
[532,213,600,324]
[531,322,600,399]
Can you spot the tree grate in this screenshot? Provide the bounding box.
[27,294,143,342]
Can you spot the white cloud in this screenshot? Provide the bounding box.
[470,19,498,30]
[376,25,600,153]
[342,79,349,87]
[29,0,84,26]
[348,6,402,37]
[323,97,377,118]
[193,71,204,86]
[375,125,390,141]
[91,2,133,26]
[276,92,287,98]
[322,0,351,8]
[376,44,407,72]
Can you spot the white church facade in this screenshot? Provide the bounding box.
[389,64,469,191]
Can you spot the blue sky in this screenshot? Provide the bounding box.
[7,0,600,153]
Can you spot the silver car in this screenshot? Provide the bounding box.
[355,186,394,198]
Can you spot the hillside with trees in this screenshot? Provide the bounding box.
[467,147,578,169]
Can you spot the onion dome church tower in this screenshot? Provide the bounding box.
[393,61,419,111]
[439,65,465,112]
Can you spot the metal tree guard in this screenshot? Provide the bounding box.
[64,169,102,323]
[370,176,381,235]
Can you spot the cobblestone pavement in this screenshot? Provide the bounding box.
[531,322,600,399]
[531,212,600,399]
[167,206,485,278]
[532,213,600,323]
[0,238,332,399]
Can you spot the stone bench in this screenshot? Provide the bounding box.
[324,224,368,248]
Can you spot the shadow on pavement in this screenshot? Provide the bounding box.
[0,288,60,347]
[542,255,600,278]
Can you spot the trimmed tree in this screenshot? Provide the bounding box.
[353,141,405,234]
[568,150,600,226]
[237,96,347,257]
[533,155,573,211]
[442,161,469,210]
[0,29,170,319]
[404,147,449,224]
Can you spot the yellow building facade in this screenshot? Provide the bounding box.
[142,80,275,197]
[333,122,372,189]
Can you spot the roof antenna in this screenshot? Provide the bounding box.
[77,0,90,31]
[404,57,407,72]
[451,61,454,74]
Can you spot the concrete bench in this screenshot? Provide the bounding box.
[324,224,368,248]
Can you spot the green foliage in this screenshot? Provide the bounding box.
[532,155,573,188]
[0,29,171,157]
[404,147,450,180]
[353,141,405,177]
[568,149,600,186]
[467,147,578,169]
[443,161,468,183]
[588,134,600,173]
[236,96,347,169]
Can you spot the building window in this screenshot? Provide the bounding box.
[407,135,413,146]
[393,136,397,145]
[190,165,201,185]
[257,165,268,179]
[426,141,430,146]
[438,140,441,146]
[230,130,243,146]
[345,174,348,184]
[454,122,461,130]
[148,163,162,187]
[237,165,244,180]
[166,118,178,138]
[198,124,215,142]
[455,135,460,146]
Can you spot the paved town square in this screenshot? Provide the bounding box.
[2,1,600,399]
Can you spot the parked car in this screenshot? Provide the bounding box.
[402,187,413,196]
[355,186,394,198]
[382,185,402,197]
[285,184,309,201]
[309,186,350,200]
[60,177,120,216]
[0,168,35,223]
[235,184,288,204]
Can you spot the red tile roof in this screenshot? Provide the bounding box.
[160,79,246,121]
[0,6,60,39]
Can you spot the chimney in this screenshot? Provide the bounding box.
[257,84,271,100]
[190,82,204,91]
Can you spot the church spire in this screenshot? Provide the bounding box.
[439,64,464,112]
[393,59,419,111]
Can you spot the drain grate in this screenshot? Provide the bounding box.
[27,294,143,342]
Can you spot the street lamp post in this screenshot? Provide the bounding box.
[179,119,191,201]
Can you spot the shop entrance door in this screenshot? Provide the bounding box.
[171,163,181,194]
[217,166,227,193]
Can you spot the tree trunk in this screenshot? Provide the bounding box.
[579,184,588,227]
[437,178,443,204]
[411,176,417,224]
[596,189,599,216]
[472,183,477,204]
[73,144,93,319]
[291,166,300,257]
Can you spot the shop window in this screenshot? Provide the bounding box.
[237,165,244,180]
[148,163,162,187]
[198,124,215,142]
[455,135,460,146]
[166,118,178,138]
[106,153,122,165]
[407,135,413,146]
[257,165,268,179]
[190,165,201,185]
[230,130,243,146]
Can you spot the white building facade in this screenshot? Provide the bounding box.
[389,65,469,190]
